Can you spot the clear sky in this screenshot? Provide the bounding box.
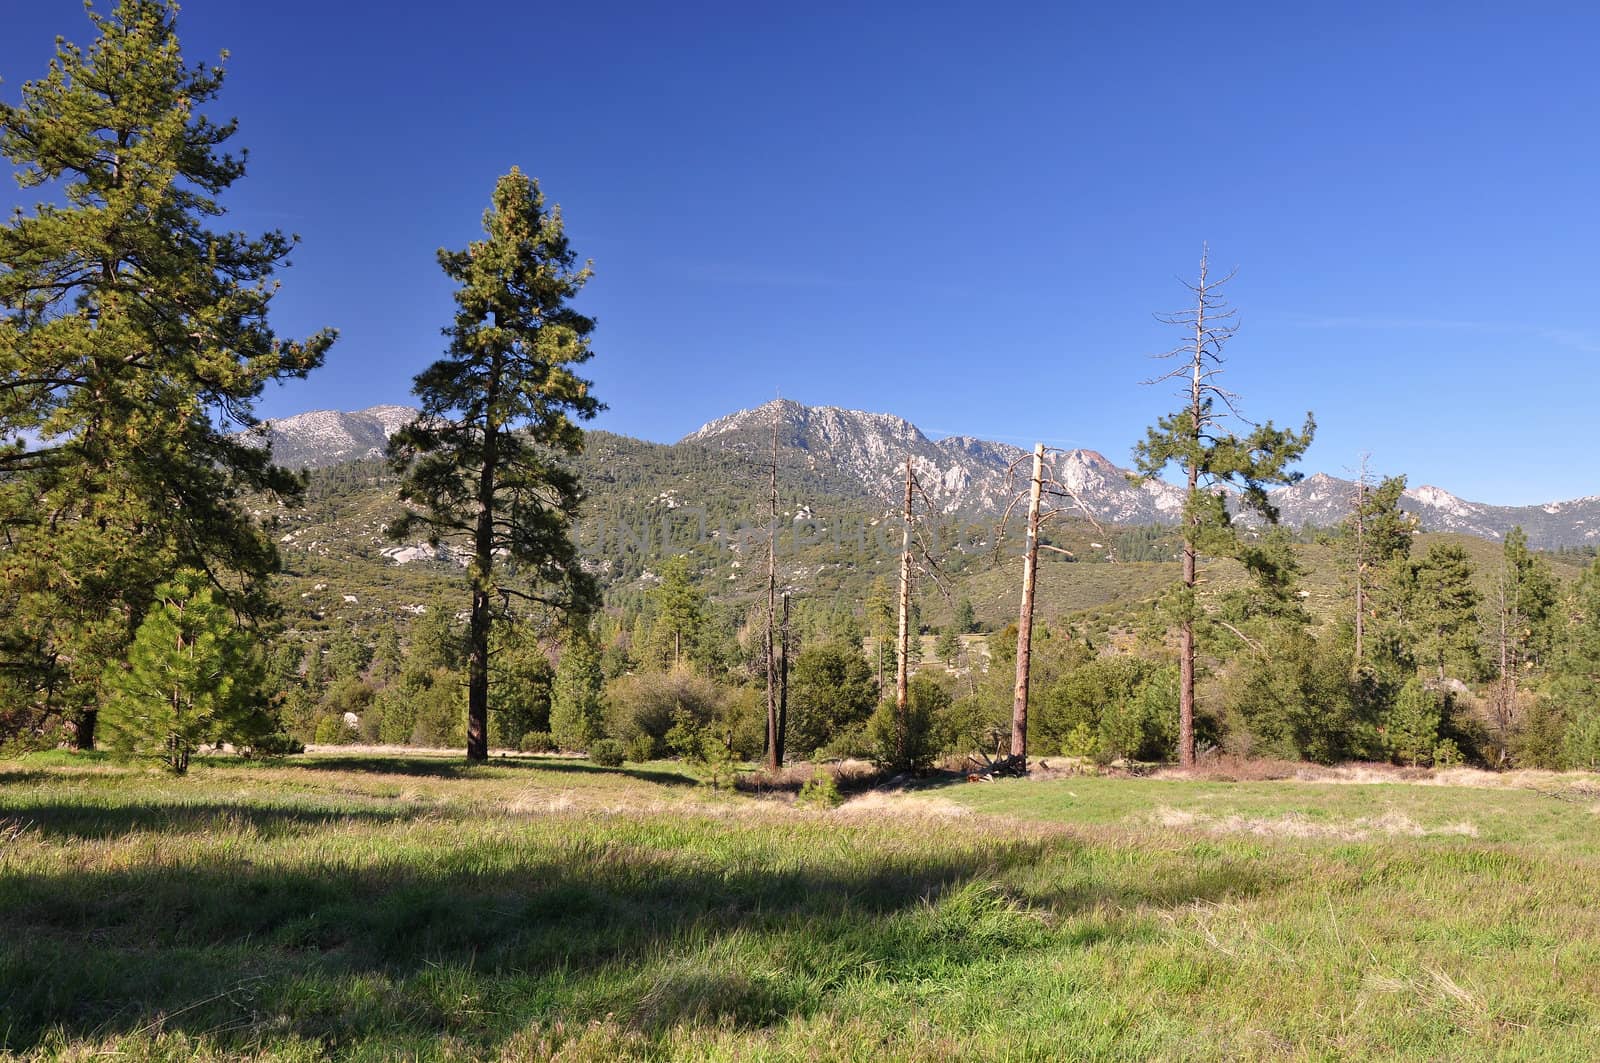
[5,1,1599,505]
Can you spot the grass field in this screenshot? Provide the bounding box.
[4,752,1600,1060]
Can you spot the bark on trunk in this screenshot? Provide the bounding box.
[896,455,915,766]
[466,347,503,764]
[1010,443,1044,762]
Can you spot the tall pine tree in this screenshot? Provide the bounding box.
[0,0,334,746]
[388,168,600,762]
[1132,248,1314,765]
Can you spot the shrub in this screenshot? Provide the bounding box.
[624,733,657,763]
[1562,709,1600,770]
[798,769,843,809]
[867,675,952,771]
[519,730,556,754]
[605,669,723,751]
[242,732,305,758]
[787,644,879,759]
[589,738,626,767]
[1060,722,1098,760]
[1432,739,1464,768]
[1037,655,1176,764]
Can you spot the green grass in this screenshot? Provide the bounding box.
[4,752,1600,1059]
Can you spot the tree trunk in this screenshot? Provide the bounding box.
[1179,509,1197,767]
[778,591,790,766]
[1010,443,1044,762]
[466,347,503,765]
[1353,477,1366,667]
[897,455,915,766]
[74,710,97,751]
[765,416,780,770]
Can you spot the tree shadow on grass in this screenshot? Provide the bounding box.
[0,806,1275,1055]
[0,799,428,840]
[288,753,699,787]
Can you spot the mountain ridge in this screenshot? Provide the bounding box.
[245,398,1600,549]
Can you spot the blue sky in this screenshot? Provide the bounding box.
[5,1,1599,504]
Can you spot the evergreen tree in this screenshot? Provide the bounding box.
[1408,543,1482,682]
[1385,678,1442,767]
[489,622,554,746]
[550,627,604,751]
[786,643,879,757]
[100,570,270,773]
[1132,248,1314,765]
[865,576,895,698]
[953,597,978,635]
[1537,555,1600,767]
[0,0,333,747]
[1489,526,1558,746]
[388,167,600,762]
[648,554,705,670]
[1337,472,1414,668]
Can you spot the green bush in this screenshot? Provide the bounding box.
[624,733,657,763]
[589,738,626,767]
[518,730,555,753]
[1386,679,1442,767]
[99,570,274,774]
[1060,722,1098,760]
[242,732,305,758]
[605,669,723,751]
[798,769,843,809]
[867,675,951,771]
[313,714,356,746]
[786,644,879,759]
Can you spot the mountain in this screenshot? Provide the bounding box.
[684,400,1600,548]
[242,405,418,469]
[682,399,1187,523]
[253,398,1600,549]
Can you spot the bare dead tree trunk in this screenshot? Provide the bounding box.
[778,591,790,766]
[1174,257,1212,769]
[1010,443,1044,762]
[765,416,780,771]
[896,455,915,766]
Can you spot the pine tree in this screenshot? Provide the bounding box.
[388,168,601,762]
[1384,678,1441,767]
[550,627,605,752]
[100,570,270,773]
[1338,471,1414,668]
[0,0,334,747]
[648,554,705,670]
[1132,248,1314,765]
[1408,543,1482,682]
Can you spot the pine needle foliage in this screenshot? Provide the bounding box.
[100,570,270,773]
[388,168,601,761]
[0,0,334,745]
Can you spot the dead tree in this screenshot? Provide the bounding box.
[1011,444,1044,761]
[890,454,951,769]
[994,444,1103,770]
[778,591,790,766]
[896,454,915,763]
[765,414,781,770]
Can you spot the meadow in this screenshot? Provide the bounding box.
[3,751,1599,1060]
